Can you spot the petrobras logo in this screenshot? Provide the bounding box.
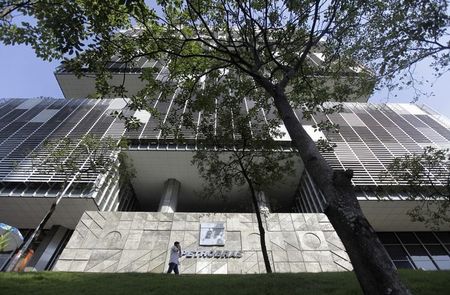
[181,249,243,259]
[199,222,225,246]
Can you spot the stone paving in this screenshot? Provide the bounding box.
[54,212,352,274]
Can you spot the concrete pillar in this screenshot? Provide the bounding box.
[256,191,271,214]
[158,178,180,213]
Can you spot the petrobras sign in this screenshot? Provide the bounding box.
[181,249,242,259]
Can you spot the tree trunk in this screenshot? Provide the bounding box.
[328,170,411,295]
[248,184,273,273]
[240,161,273,273]
[270,86,411,294]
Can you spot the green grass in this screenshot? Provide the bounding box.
[0,270,449,295]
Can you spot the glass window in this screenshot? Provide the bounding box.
[436,232,450,243]
[426,245,450,261]
[405,245,437,270]
[397,232,419,244]
[405,245,430,260]
[435,260,450,270]
[393,260,414,269]
[386,245,408,260]
[414,260,437,271]
[378,232,399,244]
[379,231,450,271]
[416,232,439,244]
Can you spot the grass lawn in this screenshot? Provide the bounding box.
[0,270,449,294]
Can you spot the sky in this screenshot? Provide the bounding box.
[0,43,449,118]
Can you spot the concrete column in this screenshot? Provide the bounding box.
[256,191,271,213]
[158,178,180,213]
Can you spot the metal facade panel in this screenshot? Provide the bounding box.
[0,98,120,185]
[311,103,450,186]
[0,99,448,189]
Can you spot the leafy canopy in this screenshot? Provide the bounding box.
[1,1,380,128]
[192,103,298,207]
[384,146,450,228]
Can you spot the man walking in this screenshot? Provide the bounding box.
[167,241,181,275]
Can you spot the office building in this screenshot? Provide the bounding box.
[0,57,449,273]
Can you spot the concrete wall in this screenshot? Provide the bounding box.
[54,212,352,274]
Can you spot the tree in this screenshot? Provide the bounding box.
[192,104,298,273]
[348,0,450,100]
[384,146,450,229]
[2,0,449,293]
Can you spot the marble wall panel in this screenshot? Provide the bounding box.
[54,212,352,274]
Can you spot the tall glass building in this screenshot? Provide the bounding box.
[0,57,449,273]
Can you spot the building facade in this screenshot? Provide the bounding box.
[0,95,449,272]
[1,50,450,272]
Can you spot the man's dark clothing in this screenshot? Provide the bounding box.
[167,262,179,274]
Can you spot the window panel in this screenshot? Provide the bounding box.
[393,261,414,269]
[435,260,450,270]
[416,232,439,244]
[406,245,430,260]
[436,232,450,243]
[378,232,399,244]
[386,245,408,260]
[413,260,437,271]
[397,233,419,244]
[426,245,450,260]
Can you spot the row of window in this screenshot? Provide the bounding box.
[378,232,450,270]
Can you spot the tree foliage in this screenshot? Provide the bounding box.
[192,103,298,209]
[192,106,298,273]
[192,94,297,201]
[1,0,376,128]
[350,0,450,99]
[30,134,121,181]
[385,146,450,229]
[193,145,296,207]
